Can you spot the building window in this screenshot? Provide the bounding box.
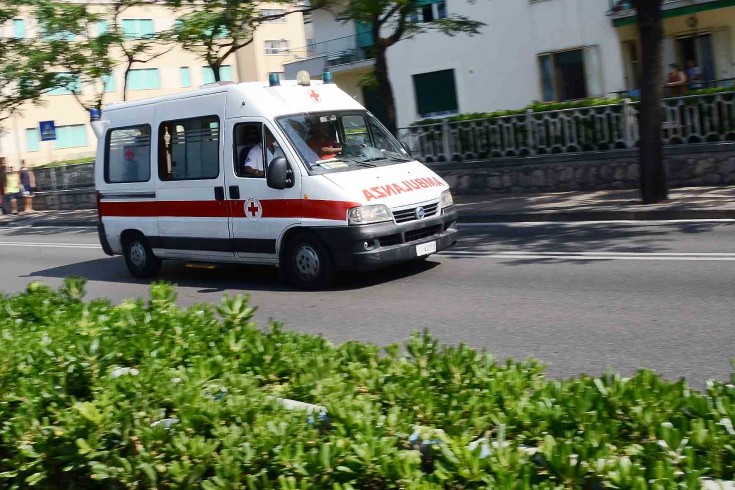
[26,128,40,152]
[97,20,108,37]
[265,39,289,55]
[539,49,589,102]
[201,65,233,84]
[127,68,160,90]
[158,116,220,181]
[13,19,25,38]
[122,19,155,39]
[102,73,115,92]
[409,1,447,23]
[413,69,459,118]
[48,73,80,95]
[54,125,88,149]
[180,67,191,87]
[105,125,151,183]
[261,9,286,23]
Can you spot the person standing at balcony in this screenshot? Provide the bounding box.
[686,60,703,90]
[666,64,688,97]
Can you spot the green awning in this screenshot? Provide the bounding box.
[613,0,735,27]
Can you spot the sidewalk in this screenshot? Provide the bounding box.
[1,185,735,227]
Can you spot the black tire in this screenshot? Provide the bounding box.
[123,234,161,279]
[283,232,335,290]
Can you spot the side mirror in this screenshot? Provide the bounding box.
[267,156,293,190]
[400,141,413,158]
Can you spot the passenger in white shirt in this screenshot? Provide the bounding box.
[242,129,284,177]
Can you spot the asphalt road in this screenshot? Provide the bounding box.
[1,219,734,386]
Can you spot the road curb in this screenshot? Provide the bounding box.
[457,209,735,223]
[0,218,96,227]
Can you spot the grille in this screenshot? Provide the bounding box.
[405,225,441,243]
[392,201,440,224]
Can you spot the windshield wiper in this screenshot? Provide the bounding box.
[358,155,410,164]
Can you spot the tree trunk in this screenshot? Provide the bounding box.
[634,0,668,203]
[123,62,132,102]
[212,63,221,83]
[374,47,397,135]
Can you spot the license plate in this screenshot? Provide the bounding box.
[416,241,437,256]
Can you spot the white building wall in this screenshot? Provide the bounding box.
[387,0,626,128]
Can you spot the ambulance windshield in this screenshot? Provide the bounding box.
[277,111,412,172]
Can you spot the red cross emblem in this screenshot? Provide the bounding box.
[124,147,134,161]
[309,89,321,103]
[244,198,262,221]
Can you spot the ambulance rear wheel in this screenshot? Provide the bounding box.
[284,232,335,290]
[123,234,161,279]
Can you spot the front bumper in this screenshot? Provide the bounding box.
[313,206,458,271]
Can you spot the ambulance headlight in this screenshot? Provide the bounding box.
[441,189,454,208]
[348,204,393,225]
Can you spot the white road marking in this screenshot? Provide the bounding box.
[458,219,735,227]
[440,250,735,261]
[0,241,100,249]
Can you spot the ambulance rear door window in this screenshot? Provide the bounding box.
[158,115,220,181]
[104,125,152,184]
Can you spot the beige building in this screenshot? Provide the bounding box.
[610,0,735,92]
[0,2,306,167]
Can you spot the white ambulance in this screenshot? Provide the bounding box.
[93,72,458,289]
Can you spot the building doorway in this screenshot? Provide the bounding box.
[677,33,715,86]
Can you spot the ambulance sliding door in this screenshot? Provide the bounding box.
[154,94,234,260]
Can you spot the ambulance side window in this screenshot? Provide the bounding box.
[158,115,220,181]
[233,122,263,178]
[104,125,151,184]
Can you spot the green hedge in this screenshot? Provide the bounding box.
[2,279,735,488]
[410,87,735,127]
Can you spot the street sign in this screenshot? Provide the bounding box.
[39,121,56,141]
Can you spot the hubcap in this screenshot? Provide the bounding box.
[129,242,147,269]
[294,244,320,281]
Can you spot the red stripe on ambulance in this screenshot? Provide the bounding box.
[99,199,360,221]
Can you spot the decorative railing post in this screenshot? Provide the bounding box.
[441,119,452,162]
[622,98,634,149]
[525,109,535,156]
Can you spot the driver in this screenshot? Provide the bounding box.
[307,120,342,160]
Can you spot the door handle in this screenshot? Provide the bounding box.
[214,186,225,201]
[229,185,240,200]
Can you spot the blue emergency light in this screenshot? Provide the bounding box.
[322,70,334,84]
[269,73,281,87]
[89,108,101,121]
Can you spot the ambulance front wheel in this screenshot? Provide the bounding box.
[284,232,335,290]
[123,234,161,279]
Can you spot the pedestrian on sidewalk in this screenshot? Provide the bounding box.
[0,157,6,215]
[4,166,21,215]
[19,163,36,213]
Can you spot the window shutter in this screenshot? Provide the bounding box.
[712,29,734,80]
[584,45,603,97]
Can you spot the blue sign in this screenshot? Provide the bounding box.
[39,120,56,141]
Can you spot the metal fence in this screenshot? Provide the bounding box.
[396,91,735,163]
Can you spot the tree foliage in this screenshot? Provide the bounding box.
[330,0,485,133]
[168,0,308,82]
[0,1,60,123]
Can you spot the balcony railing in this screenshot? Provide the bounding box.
[283,34,373,69]
[396,90,735,163]
[608,0,722,19]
